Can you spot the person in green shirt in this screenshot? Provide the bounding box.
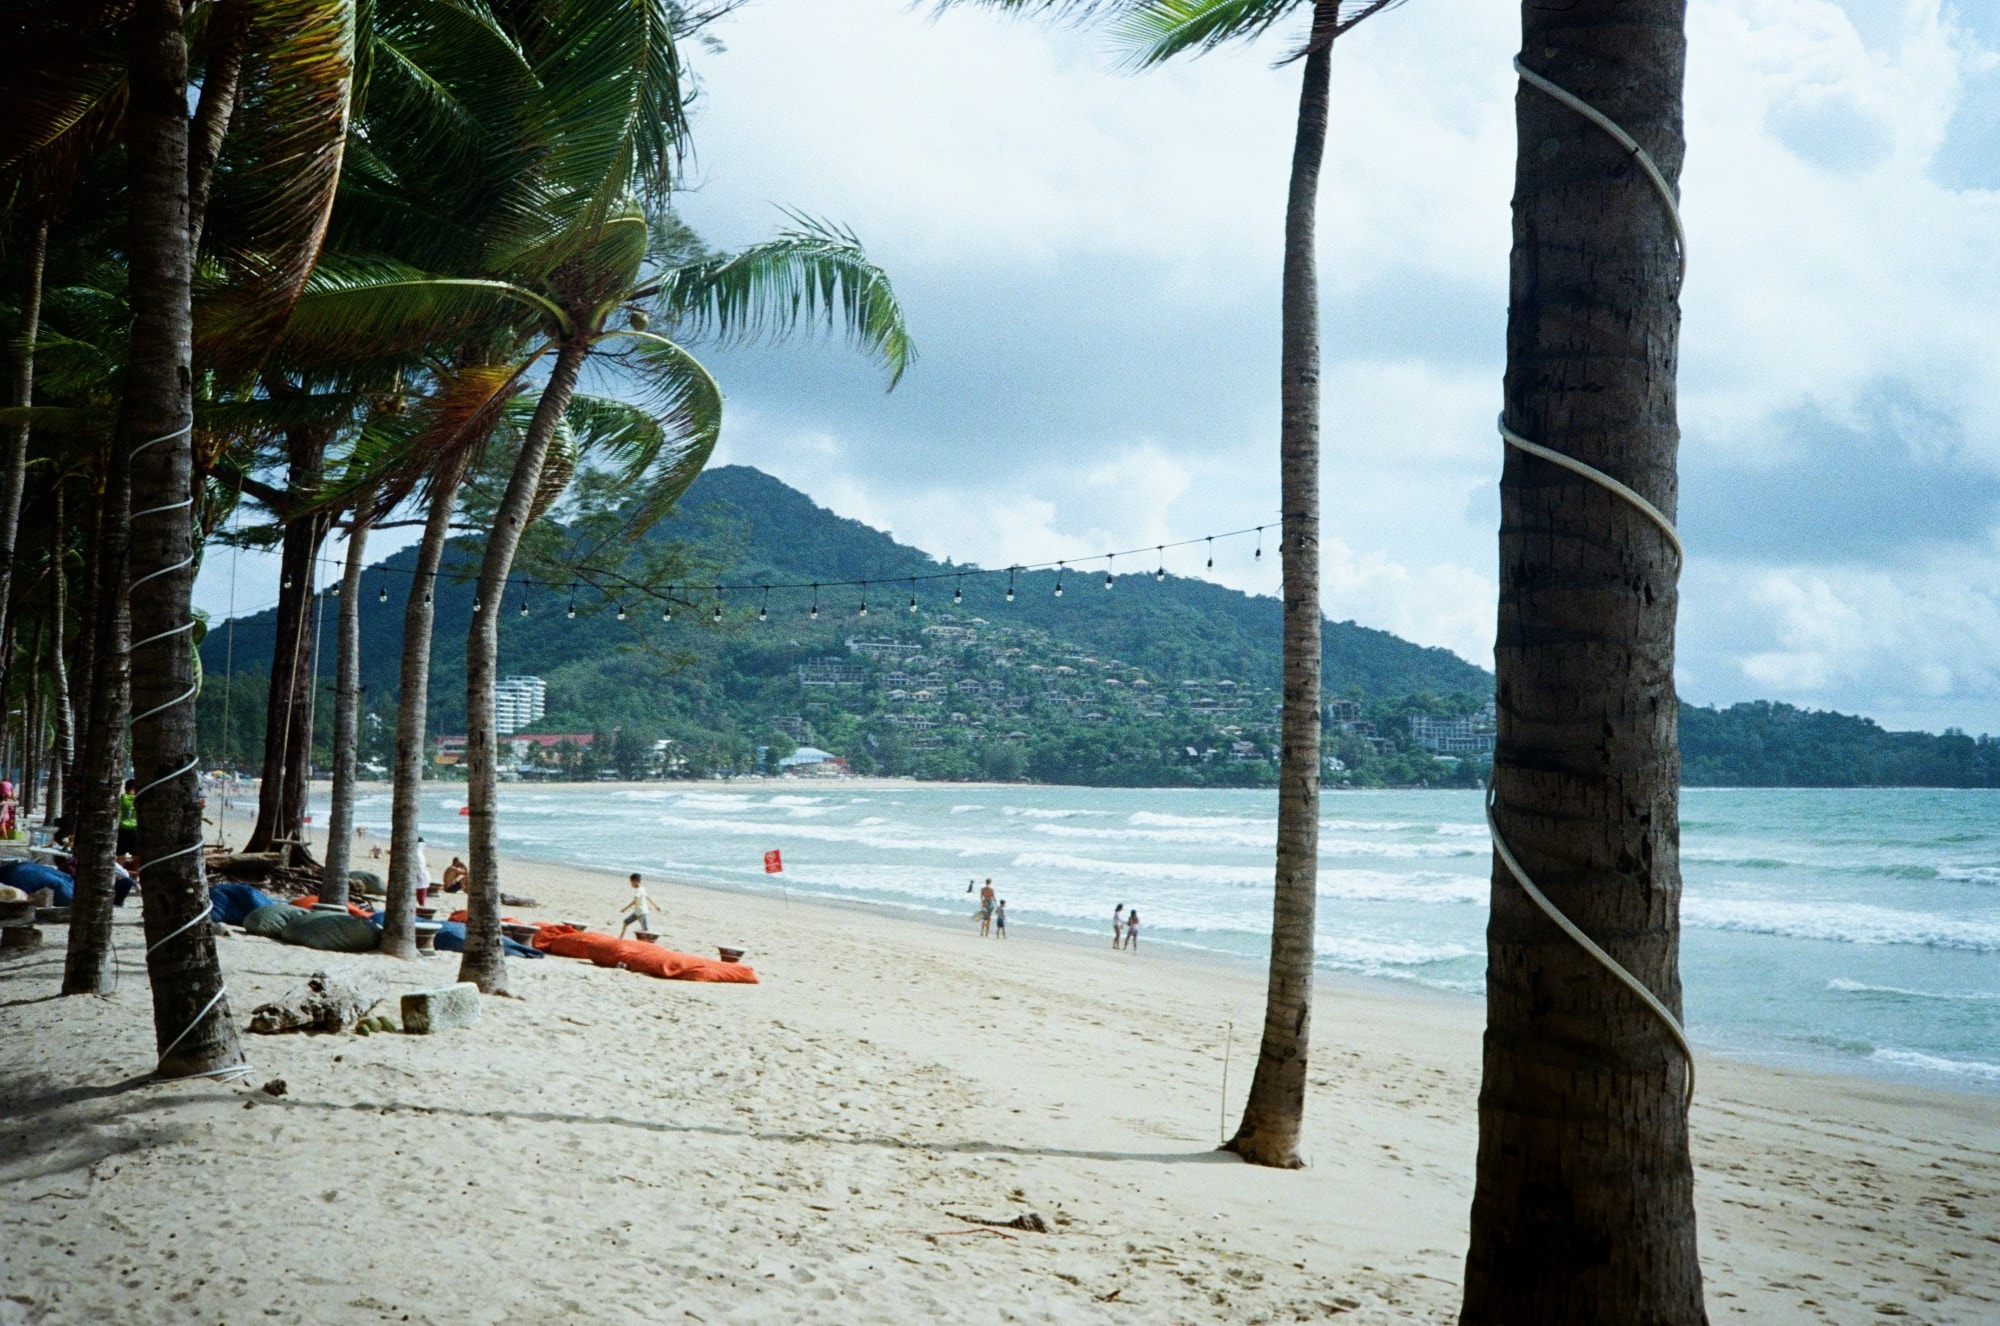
[116,778,139,864]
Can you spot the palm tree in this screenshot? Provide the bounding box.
[965,0,1401,1167]
[318,493,372,905]
[121,0,246,1079]
[1459,2,1702,1320]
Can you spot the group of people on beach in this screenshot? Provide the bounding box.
[1112,902,1139,952]
[969,878,1007,937]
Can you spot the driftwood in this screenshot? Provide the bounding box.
[248,968,386,1034]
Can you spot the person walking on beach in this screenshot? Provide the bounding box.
[978,879,997,937]
[1124,909,1139,953]
[414,836,431,907]
[994,901,1007,939]
[1112,903,1126,950]
[621,873,658,937]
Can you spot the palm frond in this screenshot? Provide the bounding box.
[1109,0,1294,67]
[588,329,721,535]
[653,212,915,388]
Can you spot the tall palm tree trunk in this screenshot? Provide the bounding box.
[61,450,132,996]
[44,478,72,823]
[1225,7,1332,1171]
[319,497,372,904]
[62,461,104,833]
[123,0,244,1079]
[21,607,44,820]
[1460,3,1699,1321]
[0,218,48,679]
[385,471,461,960]
[244,447,328,860]
[458,337,587,994]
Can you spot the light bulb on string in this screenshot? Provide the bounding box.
[1254,526,1263,561]
[1005,568,1016,603]
[858,582,869,618]
[615,603,627,622]
[472,598,481,614]
[713,600,723,625]
[1104,555,1115,591]
[908,577,918,613]
[810,584,820,620]
[330,581,340,598]
[567,583,577,619]
[1206,537,1214,570]
[662,598,673,623]
[953,575,963,606]
[519,592,529,617]
[1155,546,1166,582]
[1054,563,1064,598]
[378,581,389,603]
[283,574,293,591]
[758,585,770,623]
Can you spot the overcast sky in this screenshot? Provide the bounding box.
[196,0,2000,734]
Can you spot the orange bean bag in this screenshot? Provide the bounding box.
[289,895,375,919]
[532,927,757,983]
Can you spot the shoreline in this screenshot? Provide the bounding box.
[303,779,2000,1100]
[3,800,1995,1321]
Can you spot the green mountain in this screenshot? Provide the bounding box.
[197,465,2000,788]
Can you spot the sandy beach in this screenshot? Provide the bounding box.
[3,794,1996,1324]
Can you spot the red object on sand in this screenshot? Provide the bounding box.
[763,849,782,874]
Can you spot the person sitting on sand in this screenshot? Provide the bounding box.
[994,901,1007,939]
[978,879,996,937]
[1124,909,1139,953]
[1112,902,1126,950]
[620,873,658,937]
[441,856,469,893]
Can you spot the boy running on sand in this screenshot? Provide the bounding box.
[620,873,657,937]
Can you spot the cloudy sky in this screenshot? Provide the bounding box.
[196,0,2000,734]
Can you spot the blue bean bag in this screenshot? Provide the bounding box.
[0,860,74,906]
[209,883,276,927]
[429,920,542,959]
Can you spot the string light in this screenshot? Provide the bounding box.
[1005,568,1016,603]
[283,574,293,590]
[1155,546,1166,582]
[858,582,869,618]
[567,583,577,619]
[1206,537,1214,570]
[472,598,480,613]
[330,581,340,598]
[378,581,389,603]
[615,603,627,621]
[758,585,770,623]
[810,584,819,620]
[908,577,918,613]
[712,593,723,624]
[1104,555,1114,590]
[518,587,530,616]
[1254,526,1263,561]
[1054,563,1064,598]
[662,596,673,623]
[953,574,964,606]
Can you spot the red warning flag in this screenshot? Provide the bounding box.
[763,849,783,874]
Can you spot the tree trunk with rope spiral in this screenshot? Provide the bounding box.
[458,337,589,994]
[123,0,244,1079]
[1225,2,1332,1171]
[1461,2,1701,1320]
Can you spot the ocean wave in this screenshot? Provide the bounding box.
[1939,865,2000,886]
[671,793,757,810]
[1683,898,2000,952]
[767,795,828,807]
[1031,821,1272,849]
[1322,837,1486,859]
[1868,1047,2000,1085]
[950,804,984,815]
[1432,823,1490,838]
[1313,934,1479,969]
[1826,978,2000,1003]
[1128,810,1264,829]
[1009,851,1269,887]
[1321,819,1416,832]
[1002,806,1112,819]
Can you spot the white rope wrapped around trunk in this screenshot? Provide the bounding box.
[131,424,252,1083]
[1491,56,1694,1107]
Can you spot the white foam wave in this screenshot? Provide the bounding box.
[1031,821,1271,849]
[1939,865,2000,886]
[1002,806,1111,819]
[1868,1047,2000,1085]
[1009,851,1268,886]
[767,795,828,807]
[1826,978,2000,1003]
[950,804,984,815]
[1432,823,1490,838]
[1322,837,1486,859]
[1684,898,2000,952]
[1128,811,1263,829]
[1321,819,1416,832]
[672,793,756,810]
[1313,934,1478,969]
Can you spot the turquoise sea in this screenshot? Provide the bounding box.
[336,783,2000,1094]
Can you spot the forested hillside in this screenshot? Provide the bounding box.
[197,467,2000,787]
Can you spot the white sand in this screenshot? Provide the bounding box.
[2,797,1996,1324]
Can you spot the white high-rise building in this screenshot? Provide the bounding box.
[494,675,547,736]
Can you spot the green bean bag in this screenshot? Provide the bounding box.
[242,902,306,939]
[279,911,381,954]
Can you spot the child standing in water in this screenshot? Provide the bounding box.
[994,901,1007,939]
[1124,909,1139,953]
